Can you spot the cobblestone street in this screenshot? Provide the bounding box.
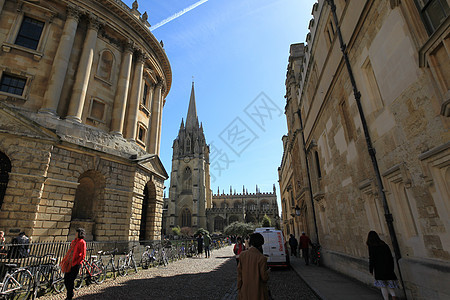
[40,246,319,300]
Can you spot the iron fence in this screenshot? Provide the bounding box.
[0,236,230,281]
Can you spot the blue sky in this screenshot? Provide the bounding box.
[122,0,315,206]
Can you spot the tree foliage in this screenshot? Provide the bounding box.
[224,222,255,237]
[261,214,272,227]
[172,225,181,236]
[180,227,192,237]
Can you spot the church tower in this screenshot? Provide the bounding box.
[166,83,212,234]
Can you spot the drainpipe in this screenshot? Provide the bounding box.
[325,0,406,297]
[295,109,320,245]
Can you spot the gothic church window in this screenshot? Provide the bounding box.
[186,138,191,153]
[183,167,192,191]
[181,208,191,227]
[0,152,11,209]
[15,16,44,50]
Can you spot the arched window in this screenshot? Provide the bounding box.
[97,50,114,81]
[181,208,191,227]
[72,177,95,219]
[186,138,191,153]
[221,202,228,208]
[0,152,11,209]
[183,167,192,191]
[234,202,241,209]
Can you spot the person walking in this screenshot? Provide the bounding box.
[197,233,204,257]
[366,231,400,300]
[237,233,269,300]
[288,234,298,257]
[233,236,246,265]
[61,228,86,300]
[204,233,211,258]
[299,232,312,265]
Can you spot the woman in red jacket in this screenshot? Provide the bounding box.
[62,228,86,300]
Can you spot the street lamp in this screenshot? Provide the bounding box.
[295,205,301,216]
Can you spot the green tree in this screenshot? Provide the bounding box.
[224,222,255,237]
[172,225,181,236]
[261,214,272,227]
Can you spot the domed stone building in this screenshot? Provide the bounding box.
[0,0,171,241]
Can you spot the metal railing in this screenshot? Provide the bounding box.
[0,236,230,281]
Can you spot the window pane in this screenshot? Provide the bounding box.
[425,0,449,31]
[0,74,26,96]
[15,17,44,50]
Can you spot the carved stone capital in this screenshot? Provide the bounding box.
[122,39,134,53]
[87,13,101,32]
[67,5,81,21]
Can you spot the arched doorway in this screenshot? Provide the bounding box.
[139,181,157,241]
[70,170,105,240]
[214,216,224,232]
[0,152,11,209]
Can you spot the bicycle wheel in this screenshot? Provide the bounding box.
[52,266,65,293]
[141,255,150,269]
[105,260,117,279]
[5,269,33,300]
[74,267,84,290]
[92,261,106,284]
[118,258,127,276]
[130,256,138,273]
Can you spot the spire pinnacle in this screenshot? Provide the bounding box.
[186,82,198,129]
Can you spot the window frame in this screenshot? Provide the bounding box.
[136,122,148,146]
[0,69,33,100]
[1,2,56,61]
[415,0,449,35]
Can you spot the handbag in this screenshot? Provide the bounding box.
[60,243,75,273]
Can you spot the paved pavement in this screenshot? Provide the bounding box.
[290,255,383,300]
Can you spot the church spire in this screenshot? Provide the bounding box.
[185,81,198,129]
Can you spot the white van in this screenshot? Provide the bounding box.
[254,227,289,267]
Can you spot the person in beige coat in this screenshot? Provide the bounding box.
[237,233,269,300]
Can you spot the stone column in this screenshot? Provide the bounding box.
[66,14,100,122]
[156,91,165,155]
[145,83,155,146]
[110,41,134,135]
[125,51,145,140]
[148,81,162,154]
[40,5,80,115]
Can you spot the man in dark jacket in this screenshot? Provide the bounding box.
[299,232,312,265]
[288,234,298,257]
[10,232,30,258]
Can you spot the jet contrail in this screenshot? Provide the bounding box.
[151,0,210,31]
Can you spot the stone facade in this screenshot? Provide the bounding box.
[207,186,279,233]
[280,0,449,299]
[0,0,171,241]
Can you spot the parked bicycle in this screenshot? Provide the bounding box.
[74,249,106,290]
[29,254,65,297]
[311,243,321,266]
[118,245,138,275]
[99,249,121,279]
[140,246,157,269]
[0,263,33,299]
